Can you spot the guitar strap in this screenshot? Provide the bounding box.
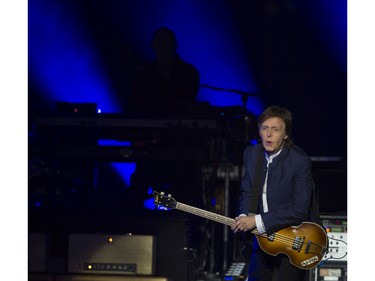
[248,146,266,214]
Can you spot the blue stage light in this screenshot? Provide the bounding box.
[144,197,157,210]
[29,0,120,113]
[97,139,132,147]
[297,0,347,70]
[110,162,137,187]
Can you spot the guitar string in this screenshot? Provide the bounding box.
[176,203,326,254]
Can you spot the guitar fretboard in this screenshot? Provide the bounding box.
[177,202,235,226]
[176,202,261,236]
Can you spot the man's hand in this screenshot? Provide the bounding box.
[231,214,256,233]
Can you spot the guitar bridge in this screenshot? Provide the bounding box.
[292,236,304,252]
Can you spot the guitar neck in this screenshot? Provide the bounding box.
[176,202,235,226]
[175,202,260,237]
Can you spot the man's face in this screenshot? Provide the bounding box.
[259,117,288,154]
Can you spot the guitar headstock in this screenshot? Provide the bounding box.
[153,191,177,209]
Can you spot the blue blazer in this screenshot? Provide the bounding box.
[236,143,315,235]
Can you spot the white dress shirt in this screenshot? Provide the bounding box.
[254,149,283,234]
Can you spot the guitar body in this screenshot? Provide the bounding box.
[256,222,327,269]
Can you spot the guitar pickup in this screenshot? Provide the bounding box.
[293,236,304,252]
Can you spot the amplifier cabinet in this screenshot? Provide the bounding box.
[68,234,156,276]
[55,275,170,281]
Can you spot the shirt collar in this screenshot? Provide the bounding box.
[265,148,283,164]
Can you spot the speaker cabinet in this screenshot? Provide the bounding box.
[55,275,170,281]
[68,234,156,276]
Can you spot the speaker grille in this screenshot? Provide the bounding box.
[68,234,155,275]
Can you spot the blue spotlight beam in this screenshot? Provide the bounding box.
[28,0,120,113]
[297,0,347,70]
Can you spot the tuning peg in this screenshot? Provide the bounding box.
[168,194,172,197]
[161,191,165,195]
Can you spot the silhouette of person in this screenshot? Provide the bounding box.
[128,27,200,117]
[125,27,203,211]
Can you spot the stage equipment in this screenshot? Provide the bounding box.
[54,275,170,281]
[68,234,156,276]
[223,261,247,280]
[308,215,347,281]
